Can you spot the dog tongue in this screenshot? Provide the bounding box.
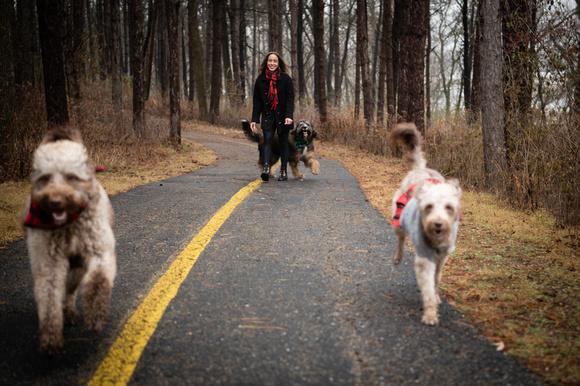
[52,210,67,223]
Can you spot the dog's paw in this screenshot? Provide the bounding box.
[421,309,439,326]
[311,162,319,175]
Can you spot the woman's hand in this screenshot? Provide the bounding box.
[250,122,257,132]
[285,118,293,125]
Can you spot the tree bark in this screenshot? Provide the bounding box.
[0,0,15,176]
[357,0,373,130]
[480,0,507,187]
[471,1,483,121]
[397,0,425,134]
[209,0,223,124]
[166,0,181,144]
[229,0,241,102]
[111,0,123,107]
[461,0,472,110]
[239,0,247,101]
[37,0,69,126]
[290,0,299,95]
[188,0,208,120]
[377,0,391,124]
[144,0,157,100]
[269,0,280,52]
[297,0,306,101]
[128,0,146,136]
[312,0,327,122]
[333,0,341,106]
[158,0,169,98]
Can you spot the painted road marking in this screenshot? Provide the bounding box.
[89,178,262,385]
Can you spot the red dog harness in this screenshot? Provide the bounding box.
[391,179,442,227]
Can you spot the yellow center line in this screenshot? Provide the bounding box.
[89,178,262,385]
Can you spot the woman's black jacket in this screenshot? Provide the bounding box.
[251,72,295,132]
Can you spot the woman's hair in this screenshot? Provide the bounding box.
[258,51,289,74]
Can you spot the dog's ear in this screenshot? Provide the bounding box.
[41,125,84,145]
[311,130,317,139]
[447,178,462,198]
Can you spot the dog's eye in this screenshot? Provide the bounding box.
[66,174,80,182]
[425,204,433,212]
[37,175,50,185]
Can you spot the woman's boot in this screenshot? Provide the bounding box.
[261,164,270,181]
[278,165,288,181]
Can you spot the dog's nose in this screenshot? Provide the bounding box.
[49,196,63,209]
[434,221,443,229]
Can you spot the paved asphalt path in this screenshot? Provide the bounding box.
[0,130,540,385]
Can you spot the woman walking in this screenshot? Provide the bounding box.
[250,51,295,181]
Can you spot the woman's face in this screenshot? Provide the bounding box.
[267,54,279,72]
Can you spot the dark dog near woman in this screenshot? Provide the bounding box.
[242,119,319,181]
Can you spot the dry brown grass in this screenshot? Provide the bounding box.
[318,141,579,385]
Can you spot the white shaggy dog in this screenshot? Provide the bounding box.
[389,123,461,326]
[21,125,116,356]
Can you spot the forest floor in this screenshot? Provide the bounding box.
[1,119,578,384]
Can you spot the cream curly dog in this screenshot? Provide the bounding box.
[389,123,461,326]
[22,125,116,355]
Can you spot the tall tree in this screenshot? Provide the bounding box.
[312,0,327,122]
[470,1,483,121]
[397,0,426,133]
[357,0,373,130]
[15,0,37,87]
[209,0,223,123]
[166,0,181,144]
[37,0,69,126]
[111,0,123,107]
[128,0,146,136]
[480,0,507,187]
[269,0,280,51]
[1,0,15,175]
[188,0,208,120]
[461,0,472,110]
[502,0,534,120]
[377,0,394,123]
[239,0,247,100]
[229,0,242,102]
[297,0,306,101]
[143,0,158,100]
[290,0,299,94]
[332,0,341,106]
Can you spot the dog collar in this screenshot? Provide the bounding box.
[295,138,311,149]
[391,179,441,227]
[24,199,87,229]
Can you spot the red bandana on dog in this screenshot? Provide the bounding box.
[391,179,442,227]
[265,69,280,111]
[24,199,87,229]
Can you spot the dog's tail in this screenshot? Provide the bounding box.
[388,123,426,170]
[41,125,84,145]
[241,119,260,143]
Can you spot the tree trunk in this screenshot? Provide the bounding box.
[333,0,341,106]
[111,0,123,107]
[470,1,482,121]
[70,0,85,100]
[290,0,298,95]
[385,0,394,120]
[158,0,169,98]
[209,0,223,124]
[462,0,472,110]
[166,0,181,144]
[222,3,233,100]
[297,0,306,101]
[144,0,157,100]
[397,0,426,134]
[188,0,208,120]
[269,0,280,52]
[502,0,534,122]
[312,0,327,122]
[392,0,402,105]
[37,0,69,126]
[425,0,431,125]
[16,0,38,88]
[0,0,15,176]
[239,0,247,101]
[229,0,241,102]
[357,0,373,130]
[377,0,389,124]
[128,0,146,136]
[480,0,507,187]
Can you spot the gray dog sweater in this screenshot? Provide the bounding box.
[399,197,459,260]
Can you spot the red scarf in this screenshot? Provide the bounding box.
[24,199,87,229]
[265,69,280,111]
